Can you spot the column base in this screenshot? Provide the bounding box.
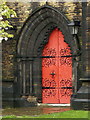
[71,98,90,110]
[14,97,37,107]
[71,78,90,110]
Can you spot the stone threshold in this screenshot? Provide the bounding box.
[37,103,70,107]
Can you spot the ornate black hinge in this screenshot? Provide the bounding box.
[16,52,81,60]
[61,87,72,89]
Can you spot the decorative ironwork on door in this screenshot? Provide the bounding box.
[42,28,72,104]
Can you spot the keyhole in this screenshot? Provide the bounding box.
[50,71,56,78]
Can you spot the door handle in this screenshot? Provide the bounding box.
[50,72,56,76]
[50,72,56,78]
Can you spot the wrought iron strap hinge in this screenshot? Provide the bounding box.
[37,54,81,58]
[60,53,81,58]
[61,87,72,89]
[16,52,81,60]
[42,87,73,89]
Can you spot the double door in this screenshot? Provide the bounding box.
[42,28,72,104]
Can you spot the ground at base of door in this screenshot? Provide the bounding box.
[2,106,71,116]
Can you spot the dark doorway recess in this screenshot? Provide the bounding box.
[16,5,78,106]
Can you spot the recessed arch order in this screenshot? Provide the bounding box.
[17,5,77,103]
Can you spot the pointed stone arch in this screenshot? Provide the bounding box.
[17,5,77,103]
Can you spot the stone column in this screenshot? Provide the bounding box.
[71,2,90,110]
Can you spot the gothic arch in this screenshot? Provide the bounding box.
[17,5,77,102]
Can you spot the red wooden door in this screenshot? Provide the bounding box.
[42,28,72,104]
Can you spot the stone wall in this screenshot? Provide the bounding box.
[2,2,82,82]
[2,2,82,107]
[86,2,90,77]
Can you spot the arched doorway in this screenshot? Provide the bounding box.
[42,28,72,103]
[16,6,78,106]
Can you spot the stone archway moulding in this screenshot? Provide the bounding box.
[17,5,77,102]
